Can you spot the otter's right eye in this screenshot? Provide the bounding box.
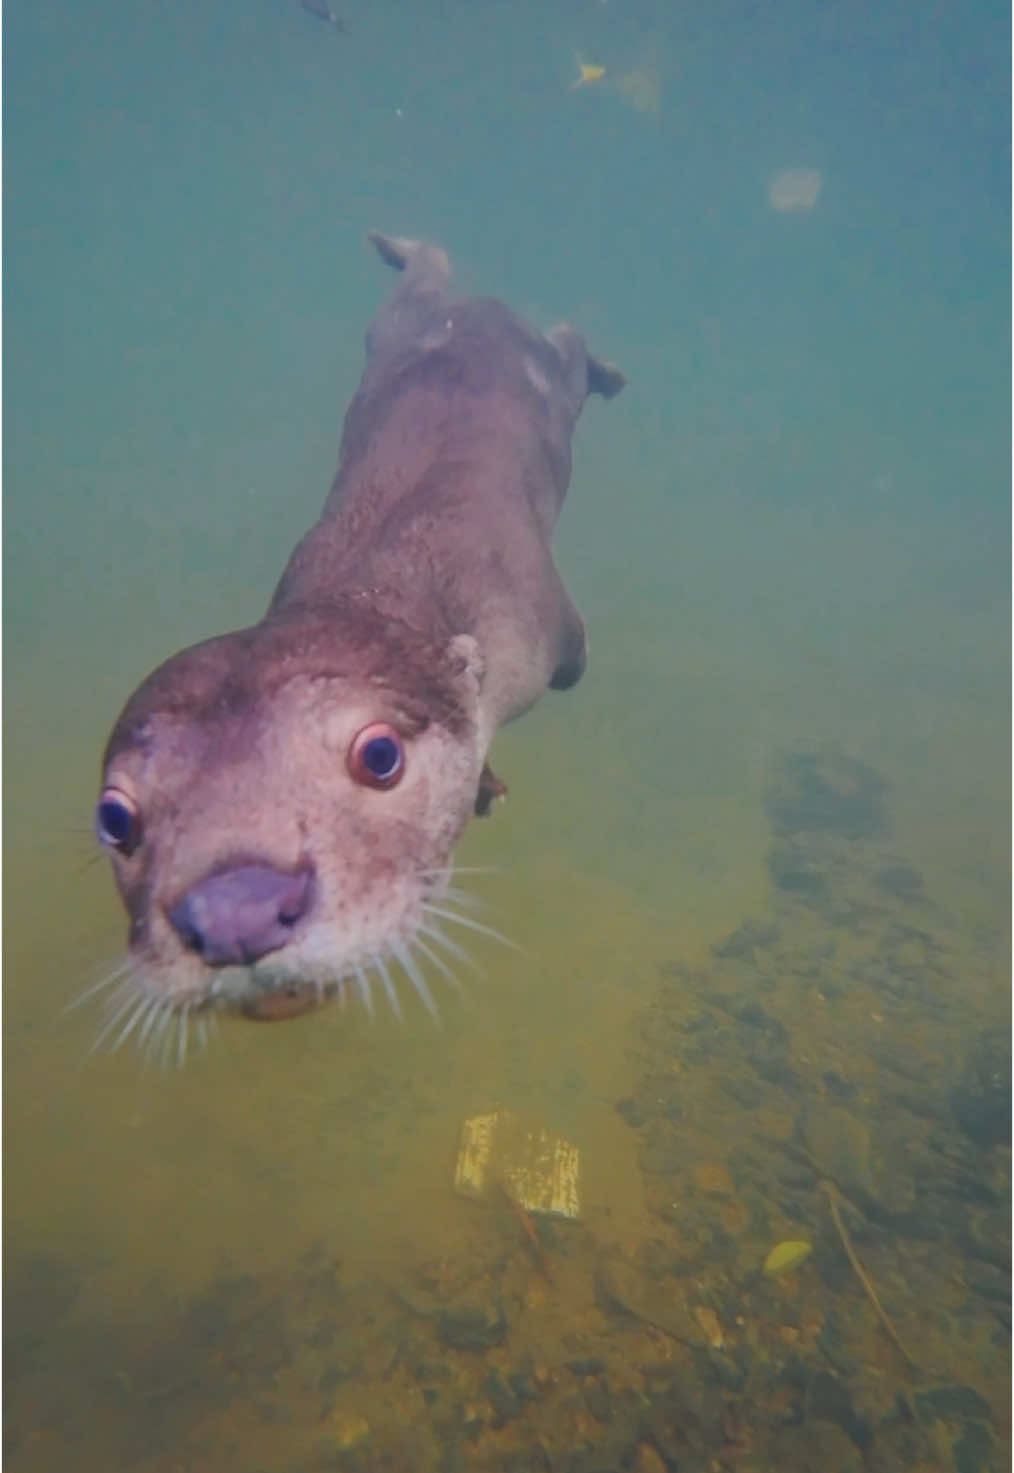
[347,722,405,790]
[96,789,141,854]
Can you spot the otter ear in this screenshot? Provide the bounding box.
[446,634,485,695]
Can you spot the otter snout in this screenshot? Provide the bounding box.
[168,863,313,966]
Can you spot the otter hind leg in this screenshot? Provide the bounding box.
[586,352,626,400]
[368,230,450,287]
[364,232,454,365]
[547,323,627,406]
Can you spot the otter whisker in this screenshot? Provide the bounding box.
[421,862,500,876]
[440,885,491,913]
[67,959,133,1014]
[417,918,481,976]
[423,903,517,952]
[375,955,403,1020]
[138,1000,160,1060]
[99,996,145,1053]
[74,848,108,877]
[391,937,440,1021]
[412,935,465,997]
[109,990,156,1053]
[420,864,500,883]
[354,965,375,1019]
[158,1006,192,1072]
[142,995,168,1066]
[177,1005,191,1070]
[158,1014,175,1071]
[92,980,147,1053]
[138,993,168,1052]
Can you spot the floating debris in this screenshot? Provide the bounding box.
[613,57,663,115]
[570,56,607,90]
[762,1240,813,1278]
[299,0,348,30]
[768,167,822,213]
[454,1108,581,1220]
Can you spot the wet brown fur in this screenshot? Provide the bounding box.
[98,232,624,1016]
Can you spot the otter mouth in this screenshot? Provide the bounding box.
[81,877,508,1061]
[239,979,332,1022]
[206,963,340,1021]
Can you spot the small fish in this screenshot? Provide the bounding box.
[300,0,348,32]
[570,57,607,90]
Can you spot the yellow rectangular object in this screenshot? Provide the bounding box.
[454,1108,581,1220]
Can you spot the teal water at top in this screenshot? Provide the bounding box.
[3,0,1009,1466]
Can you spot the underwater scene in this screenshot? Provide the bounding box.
[4,0,1010,1470]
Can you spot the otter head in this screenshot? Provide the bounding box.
[94,607,485,1040]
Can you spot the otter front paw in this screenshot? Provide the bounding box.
[474,763,508,817]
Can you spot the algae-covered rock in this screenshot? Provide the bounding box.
[952,1030,1011,1149]
[767,748,888,840]
[438,1295,507,1351]
[915,1385,991,1422]
[594,1259,703,1345]
[765,1420,866,1473]
[953,1418,995,1473]
[802,1104,875,1200]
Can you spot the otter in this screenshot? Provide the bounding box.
[94,232,624,1036]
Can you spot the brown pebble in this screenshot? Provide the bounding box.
[692,1162,735,1196]
[636,1442,669,1473]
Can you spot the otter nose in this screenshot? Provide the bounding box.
[169,865,312,966]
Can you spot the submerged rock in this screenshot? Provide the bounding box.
[915,1384,992,1422]
[766,1420,865,1473]
[768,840,828,896]
[767,748,889,841]
[801,1104,875,1200]
[951,1031,1011,1149]
[952,1417,995,1473]
[438,1295,507,1351]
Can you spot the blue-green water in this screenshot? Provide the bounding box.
[5,2,1009,1469]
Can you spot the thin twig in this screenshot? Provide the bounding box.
[492,1176,554,1285]
[819,1179,916,1368]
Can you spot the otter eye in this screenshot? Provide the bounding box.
[96,788,141,854]
[347,723,405,789]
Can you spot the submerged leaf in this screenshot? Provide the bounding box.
[762,1240,813,1278]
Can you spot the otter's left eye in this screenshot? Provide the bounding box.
[347,723,405,789]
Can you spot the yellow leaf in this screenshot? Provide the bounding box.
[762,1240,813,1278]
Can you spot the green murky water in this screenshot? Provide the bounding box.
[5,1,1008,1468]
